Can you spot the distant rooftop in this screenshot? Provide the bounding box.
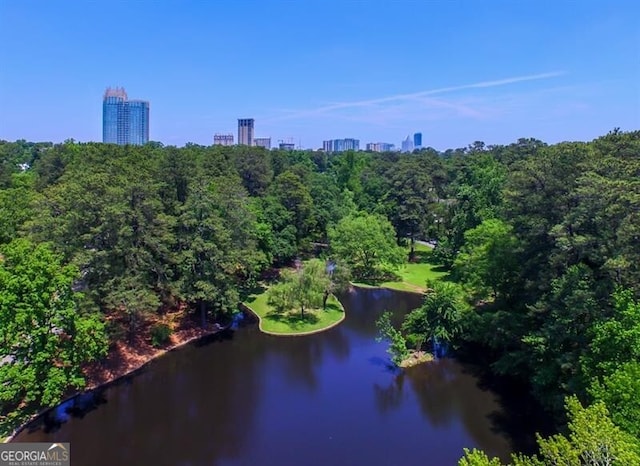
[104,87,128,100]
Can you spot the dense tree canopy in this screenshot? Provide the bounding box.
[0,130,638,457]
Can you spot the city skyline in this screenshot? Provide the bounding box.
[1,1,638,149]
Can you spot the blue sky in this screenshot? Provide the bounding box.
[0,0,638,150]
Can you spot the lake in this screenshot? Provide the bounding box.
[14,288,527,465]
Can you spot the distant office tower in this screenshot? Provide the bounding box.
[214,134,234,146]
[279,142,296,150]
[102,87,149,145]
[238,119,254,146]
[322,138,360,152]
[366,142,395,152]
[254,137,271,149]
[401,135,414,153]
[413,132,422,150]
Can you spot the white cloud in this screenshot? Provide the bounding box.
[263,71,565,123]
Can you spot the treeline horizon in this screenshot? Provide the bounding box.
[1,130,639,462]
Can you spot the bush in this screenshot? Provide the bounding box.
[150,323,172,347]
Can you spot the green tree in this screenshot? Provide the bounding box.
[0,239,108,412]
[439,152,506,263]
[267,259,330,316]
[376,312,409,366]
[458,449,502,466]
[383,157,437,257]
[328,212,404,280]
[402,281,470,350]
[590,361,640,438]
[454,218,519,301]
[323,261,351,309]
[581,288,640,382]
[177,179,239,327]
[521,265,599,411]
[0,171,38,245]
[232,145,273,196]
[268,170,314,246]
[458,397,640,466]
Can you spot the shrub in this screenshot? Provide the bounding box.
[150,323,172,347]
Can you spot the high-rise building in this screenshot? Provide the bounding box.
[102,87,149,145]
[366,142,395,152]
[413,132,422,150]
[214,134,234,146]
[238,119,254,146]
[254,137,271,149]
[401,135,414,153]
[279,142,296,150]
[322,138,360,152]
[126,101,150,146]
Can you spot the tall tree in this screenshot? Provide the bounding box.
[177,179,239,327]
[453,218,519,302]
[328,212,404,280]
[383,157,437,257]
[0,239,108,412]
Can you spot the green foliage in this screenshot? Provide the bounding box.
[268,170,314,246]
[459,397,640,466]
[150,323,172,347]
[590,361,640,438]
[520,265,599,411]
[177,179,240,326]
[537,397,640,466]
[444,152,507,259]
[247,286,344,334]
[375,312,409,366]
[402,281,470,349]
[581,288,640,381]
[1,131,638,455]
[458,448,502,466]
[382,157,438,248]
[0,239,108,412]
[582,289,640,438]
[454,218,519,301]
[0,172,38,245]
[329,211,404,280]
[267,259,331,316]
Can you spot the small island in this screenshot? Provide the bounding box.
[242,258,348,336]
[243,288,345,336]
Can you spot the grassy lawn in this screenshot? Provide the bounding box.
[243,287,345,335]
[353,243,449,293]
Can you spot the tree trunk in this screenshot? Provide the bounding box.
[409,236,415,261]
[128,311,136,343]
[322,290,329,309]
[301,304,305,317]
[200,301,207,328]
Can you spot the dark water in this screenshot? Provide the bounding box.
[15,288,522,465]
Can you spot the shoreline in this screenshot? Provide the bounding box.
[350,282,425,296]
[3,323,225,443]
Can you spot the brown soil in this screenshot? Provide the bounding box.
[399,350,434,368]
[83,308,221,390]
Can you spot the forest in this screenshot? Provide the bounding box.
[0,130,639,463]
